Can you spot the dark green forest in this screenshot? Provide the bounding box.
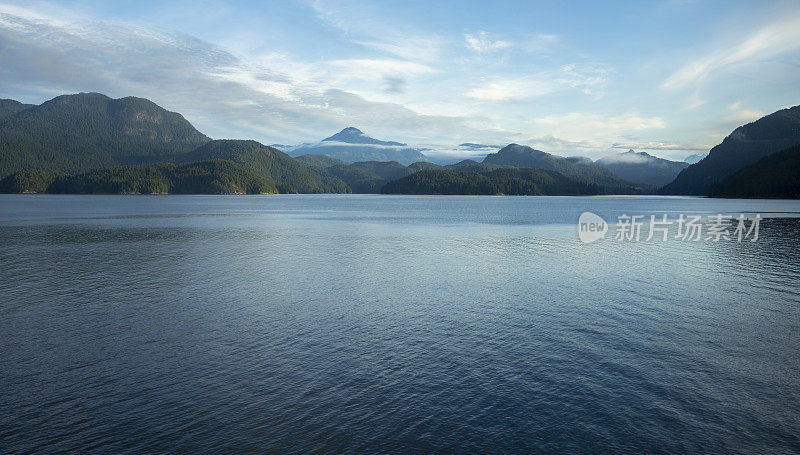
[0,99,34,122]
[0,160,277,194]
[297,155,431,193]
[709,145,800,198]
[293,154,348,168]
[662,105,800,195]
[381,168,602,195]
[0,93,210,176]
[184,140,349,193]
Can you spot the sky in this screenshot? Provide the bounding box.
[1,0,799,161]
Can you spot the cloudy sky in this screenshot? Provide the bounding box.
[1,0,799,160]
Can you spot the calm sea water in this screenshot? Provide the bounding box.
[2,194,800,454]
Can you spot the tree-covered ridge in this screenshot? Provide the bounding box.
[0,93,211,176]
[407,162,442,172]
[595,150,689,186]
[708,145,800,199]
[297,159,421,193]
[0,169,58,193]
[294,154,348,168]
[0,93,352,193]
[662,105,800,195]
[482,144,643,192]
[445,159,514,172]
[292,154,649,195]
[308,159,435,193]
[315,164,385,194]
[184,140,350,194]
[349,161,412,181]
[0,160,277,194]
[381,168,602,195]
[0,99,34,123]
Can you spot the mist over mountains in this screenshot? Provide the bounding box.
[281,127,431,166]
[0,92,798,198]
[683,154,707,164]
[595,150,689,186]
[482,144,644,191]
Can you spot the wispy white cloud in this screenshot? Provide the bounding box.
[612,141,710,151]
[532,113,666,142]
[719,101,764,125]
[464,31,514,53]
[307,0,353,32]
[0,3,473,144]
[661,14,800,89]
[597,152,655,164]
[328,59,437,77]
[521,33,560,53]
[466,79,553,101]
[354,36,444,62]
[727,109,766,124]
[326,58,438,96]
[308,0,444,62]
[526,135,607,151]
[466,64,608,102]
[682,90,706,110]
[557,64,609,97]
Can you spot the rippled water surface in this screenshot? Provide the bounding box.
[2,194,800,454]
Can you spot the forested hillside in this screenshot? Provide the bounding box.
[0,160,276,194]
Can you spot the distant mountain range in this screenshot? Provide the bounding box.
[662,105,800,195]
[595,149,689,186]
[295,146,656,195]
[482,144,648,193]
[683,153,706,164]
[281,127,431,165]
[374,145,654,195]
[1,92,797,198]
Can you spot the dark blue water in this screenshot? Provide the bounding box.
[2,195,800,454]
